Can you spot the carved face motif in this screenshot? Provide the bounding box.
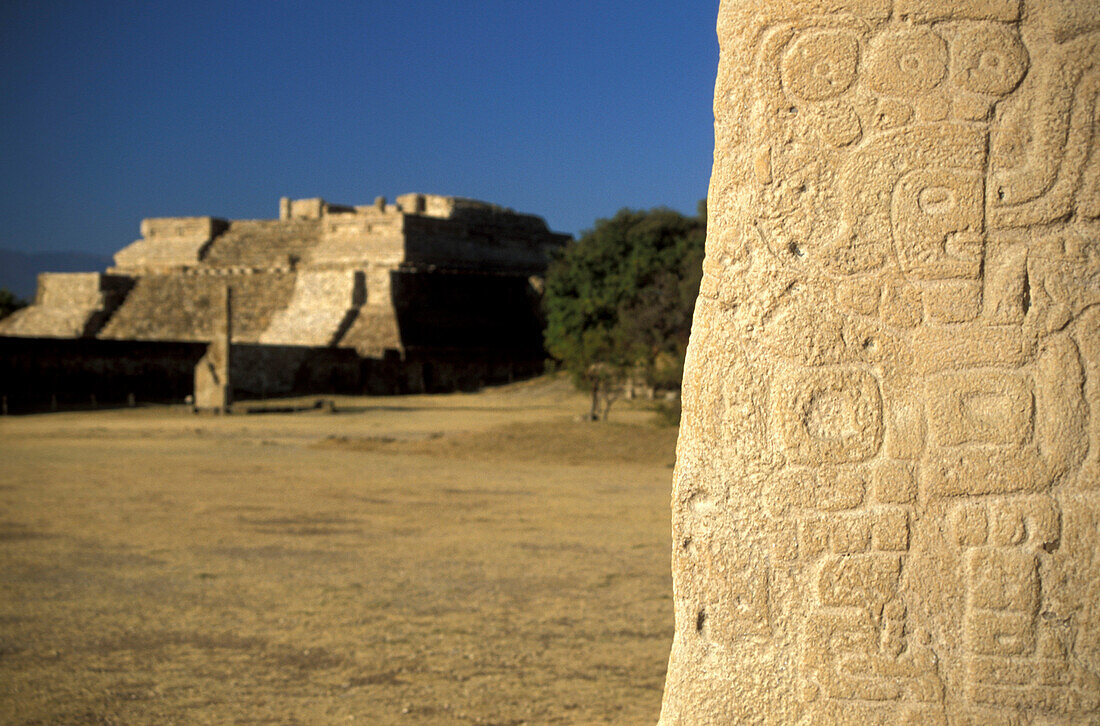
[781,30,861,102]
[866,27,949,97]
[892,168,985,281]
[950,23,1029,96]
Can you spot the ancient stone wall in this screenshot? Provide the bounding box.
[112,217,228,273]
[309,212,405,269]
[335,305,403,359]
[0,336,361,413]
[402,214,567,274]
[201,219,322,269]
[227,344,359,399]
[661,1,1100,724]
[287,197,324,220]
[277,197,354,220]
[389,270,545,353]
[0,336,206,412]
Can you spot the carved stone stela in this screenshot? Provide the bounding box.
[661,1,1099,723]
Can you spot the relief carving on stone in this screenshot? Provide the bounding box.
[661,1,1099,723]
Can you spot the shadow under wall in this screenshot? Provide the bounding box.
[0,337,361,414]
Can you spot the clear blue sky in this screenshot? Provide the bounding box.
[0,1,718,256]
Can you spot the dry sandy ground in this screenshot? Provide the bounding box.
[0,376,677,724]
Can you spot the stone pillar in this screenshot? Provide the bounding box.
[660,2,1100,724]
[193,285,232,412]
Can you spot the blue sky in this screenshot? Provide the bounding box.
[0,1,718,256]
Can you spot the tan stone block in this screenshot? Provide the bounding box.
[968,656,1034,685]
[871,508,910,551]
[966,610,1036,657]
[772,367,884,465]
[1037,658,1072,687]
[911,325,1035,372]
[883,393,927,460]
[895,0,1021,22]
[926,371,1033,447]
[837,276,881,316]
[952,503,989,547]
[925,280,984,323]
[882,279,924,328]
[871,460,917,503]
[924,448,1047,497]
[799,517,830,559]
[831,515,872,553]
[988,497,1060,547]
[817,553,900,608]
[966,548,1039,610]
[771,526,799,561]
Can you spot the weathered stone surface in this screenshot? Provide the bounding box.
[661,1,1100,723]
[113,217,229,273]
[193,285,231,412]
[97,272,297,344]
[259,270,365,347]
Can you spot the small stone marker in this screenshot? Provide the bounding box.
[193,285,232,413]
[660,1,1100,723]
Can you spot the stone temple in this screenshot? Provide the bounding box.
[0,194,568,399]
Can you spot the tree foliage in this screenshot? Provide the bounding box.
[0,288,27,320]
[543,203,705,420]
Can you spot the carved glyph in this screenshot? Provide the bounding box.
[661,1,1100,723]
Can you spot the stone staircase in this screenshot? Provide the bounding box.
[259,270,365,347]
[0,273,130,338]
[98,273,296,342]
[1,305,99,338]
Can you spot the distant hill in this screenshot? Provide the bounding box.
[0,249,114,300]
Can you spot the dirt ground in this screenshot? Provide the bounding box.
[0,375,677,725]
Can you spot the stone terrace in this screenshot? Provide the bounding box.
[0,194,569,395]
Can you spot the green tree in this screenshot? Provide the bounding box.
[0,288,27,320]
[543,204,705,420]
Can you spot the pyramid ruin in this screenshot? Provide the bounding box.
[0,194,569,402]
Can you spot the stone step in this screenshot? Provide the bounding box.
[98,273,297,343]
[259,271,365,347]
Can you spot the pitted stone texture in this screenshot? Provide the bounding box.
[660,1,1100,724]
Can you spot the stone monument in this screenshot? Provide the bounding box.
[193,285,232,412]
[660,1,1099,723]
